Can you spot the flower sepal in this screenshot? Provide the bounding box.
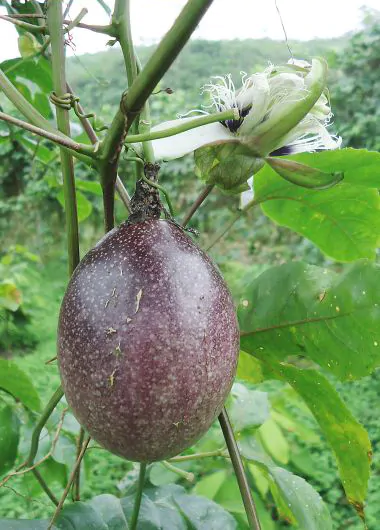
[194,141,265,194]
[265,156,344,190]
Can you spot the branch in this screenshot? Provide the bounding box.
[47,0,80,275]
[65,82,132,213]
[124,109,237,144]
[112,0,137,85]
[219,408,262,530]
[48,436,91,530]
[63,20,115,36]
[0,111,95,157]
[0,14,46,33]
[0,68,93,165]
[182,184,214,227]
[100,0,214,175]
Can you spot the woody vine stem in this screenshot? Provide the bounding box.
[0,0,260,528]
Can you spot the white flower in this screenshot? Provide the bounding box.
[148,58,341,161]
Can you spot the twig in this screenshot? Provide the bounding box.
[48,436,91,530]
[26,386,64,468]
[65,82,132,213]
[219,408,261,530]
[0,14,46,33]
[182,184,214,227]
[31,468,59,506]
[63,20,115,36]
[72,427,85,501]
[0,407,67,489]
[129,463,147,530]
[162,461,195,483]
[45,355,57,365]
[0,111,94,157]
[169,448,228,462]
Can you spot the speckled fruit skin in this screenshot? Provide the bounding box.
[58,219,239,462]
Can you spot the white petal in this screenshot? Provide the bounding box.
[238,74,271,134]
[147,118,235,160]
[240,176,254,208]
[274,115,342,154]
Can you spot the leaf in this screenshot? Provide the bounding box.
[0,359,41,411]
[239,437,332,529]
[265,157,344,189]
[254,163,380,261]
[50,485,237,529]
[193,470,227,499]
[227,382,269,432]
[257,417,289,464]
[266,362,370,518]
[0,522,56,529]
[195,142,264,193]
[0,280,21,311]
[18,33,40,58]
[239,261,380,380]
[236,350,264,384]
[275,148,380,188]
[75,179,103,196]
[270,467,333,530]
[57,189,93,223]
[0,400,20,475]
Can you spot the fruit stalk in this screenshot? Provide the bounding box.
[219,408,262,530]
[129,463,147,530]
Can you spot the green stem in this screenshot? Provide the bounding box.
[162,461,194,483]
[0,68,93,165]
[100,0,214,168]
[0,111,94,157]
[72,427,85,501]
[219,408,261,530]
[129,463,147,530]
[47,0,80,275]
[64,21,115,35]
[48,436,91,530]
[112,0,138,85]
[125,109,236,144]
[26,386,64,467]
[182,184,214,227]
[31,468,59,506]
[0,14,46,33]
[169,448,227,462]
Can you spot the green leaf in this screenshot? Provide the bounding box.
[193,470,227,499]
[227,382,269,432]
[257,418,289,464]
[0,400,20,475]
[0,522,55,529]
[18,33,40,58]
[275,149,380,188]
[75,179,103,196]
[239,437,332,529]
[0,280,21,311]
[57,189,93,222]
[195,142,264,193]
[239,261,380,380]
[265,157,344,190]
[50,485,237,529]
[270,467,333,530]
[254,163,380,261]
[265,361,370,518]
[0,359,41,411]
[236,350,264,384]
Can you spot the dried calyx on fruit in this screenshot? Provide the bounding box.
[57,165,239,462]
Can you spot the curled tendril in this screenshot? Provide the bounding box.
[49,91,109,132]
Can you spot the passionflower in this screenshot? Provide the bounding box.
[148,58,341,162]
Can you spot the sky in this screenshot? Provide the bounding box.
[0,0,379,61]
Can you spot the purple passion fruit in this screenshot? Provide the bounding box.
[58,219,239,462]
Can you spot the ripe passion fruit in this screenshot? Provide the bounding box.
[58,174,239,462]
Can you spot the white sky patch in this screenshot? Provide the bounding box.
[0,0,378,61]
